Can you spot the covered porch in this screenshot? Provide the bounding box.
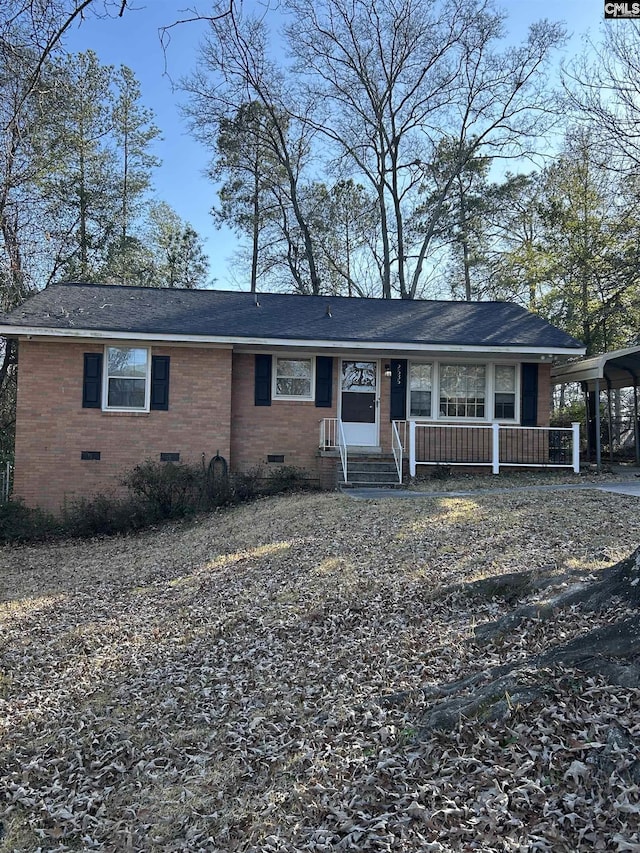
[320,418,581,485]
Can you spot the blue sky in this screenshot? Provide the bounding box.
[65,0,606,289]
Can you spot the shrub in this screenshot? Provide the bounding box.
[430,464,452,481]
[265,465,313,494]
[0,500,58,543]
[551,400,587,427]
[229,466,265,503]
[0,460,315,544]
[61,493,155,538]
[122,460,205,518]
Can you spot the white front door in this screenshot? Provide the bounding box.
[340,360,379,446]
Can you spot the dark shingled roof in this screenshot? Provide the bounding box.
[0,282,584,350]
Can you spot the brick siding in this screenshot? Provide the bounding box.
[537,363,551,426]
[13,341,232,512]
[13,344,552,511]
[230,353,339,475]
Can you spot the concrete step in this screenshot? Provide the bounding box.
[341,481,404,489]
[348,464,398,474]
[337,457,402,487]
[347,471,400,483]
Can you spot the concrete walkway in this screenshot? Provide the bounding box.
[343,476,640,500]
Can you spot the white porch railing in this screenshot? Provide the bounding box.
[319,417,339,450]
[409,422,581,477]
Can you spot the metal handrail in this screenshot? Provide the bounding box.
[391,420,403,484]
[337,419,348,483]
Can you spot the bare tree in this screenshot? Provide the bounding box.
[286,0,566,298]
[183,12,324,294]
[563,21,640,170]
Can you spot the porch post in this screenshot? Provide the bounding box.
[634,383,640,466]
[594,378,602,472]
[492,423,500,474]
[409,420,416,478]
[571,422,580,473]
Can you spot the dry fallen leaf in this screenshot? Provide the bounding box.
[1,485,639,851]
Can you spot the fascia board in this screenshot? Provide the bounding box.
[551,346,640,383]
[0,324,586,357]
[550,357,608,383]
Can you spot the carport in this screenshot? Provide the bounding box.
[551,345,640,470]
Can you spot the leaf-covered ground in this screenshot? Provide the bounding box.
[1,486,640,852]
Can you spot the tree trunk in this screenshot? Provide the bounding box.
[412,547,640,732]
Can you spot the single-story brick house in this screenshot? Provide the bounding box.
[0,282,585,511]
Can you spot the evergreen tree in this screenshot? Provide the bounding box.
[210,101,285,293]
[537,129,640,354]
[36,51,118,280]
[110,64,161,282]
[145,202,210,289]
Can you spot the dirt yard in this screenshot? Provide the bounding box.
[1,485,639,851]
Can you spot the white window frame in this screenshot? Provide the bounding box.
[408,361,433,418]
[102,345,151,412]
[438,362,487,420]
[406,360,521,423]
[272,355,315,401]
[493,363,518,423]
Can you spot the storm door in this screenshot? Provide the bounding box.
[340,360,379,446]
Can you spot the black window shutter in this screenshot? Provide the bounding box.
[315,356,333,408]
[521,363,538,426]
[82,352,103,408]
[150,355,170,411]
[389,359,407,420]
[255,354,272,406]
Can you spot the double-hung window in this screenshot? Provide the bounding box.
[104,346,150,410]
[409,363,432,417]
[407,361,519,422]
[494,364,516,420]
[273,357,314,400]
[439,363,486,419]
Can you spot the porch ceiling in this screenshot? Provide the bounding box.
[551,345,640,390]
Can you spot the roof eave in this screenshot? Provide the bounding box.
[0,323,585,357]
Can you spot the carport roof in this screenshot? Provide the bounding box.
[551,345,640,390]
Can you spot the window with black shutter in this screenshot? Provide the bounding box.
[83,348,170,412]
[150,355,170,411]
[315,356,333,408]
[255,354,272,406]
[521,363,539,426]
[82,353,103,408]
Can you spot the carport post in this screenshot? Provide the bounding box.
[582,381,591,463]
[606,378,614,465]
[634,383,640,466]
[594,378,602,472]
